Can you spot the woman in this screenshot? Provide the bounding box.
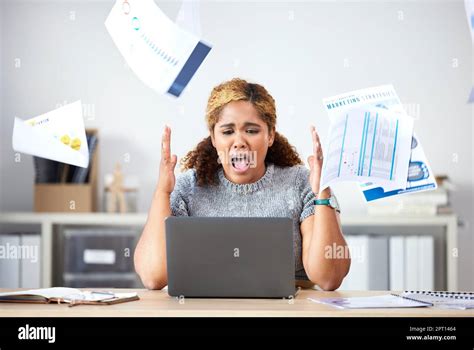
[134,78,350,291]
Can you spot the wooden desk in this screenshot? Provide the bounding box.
[0,289,472,317]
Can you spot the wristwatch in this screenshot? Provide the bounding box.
[314,195,341,213]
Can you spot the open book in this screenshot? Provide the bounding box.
[0,287,139,307]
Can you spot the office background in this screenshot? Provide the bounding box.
[0,0,472,290]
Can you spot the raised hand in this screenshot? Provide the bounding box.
[156,125,178,195]
[307,125,324,195]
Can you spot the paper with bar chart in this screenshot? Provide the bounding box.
[322,85,437,201]
[105,0,211,97]
[320,107,413,192]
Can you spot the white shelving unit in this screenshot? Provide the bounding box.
[340,215,458,291]
[0,212,458,290]
[0,213,146,288]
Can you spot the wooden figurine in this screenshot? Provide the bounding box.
[107,162,126,213]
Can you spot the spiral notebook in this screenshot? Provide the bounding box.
[400,291,474,310]
[310,291,474,310]
[308,294,432,309]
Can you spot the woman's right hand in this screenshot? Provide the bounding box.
[156,125,178,195]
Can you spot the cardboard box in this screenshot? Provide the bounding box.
[34,129,98,213]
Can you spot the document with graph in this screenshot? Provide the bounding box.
[105,0,211,97]
[466,0,474,43]
[320,106,413,191]
[322,85,437,201]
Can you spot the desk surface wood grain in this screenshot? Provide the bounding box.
[0,289,472,317]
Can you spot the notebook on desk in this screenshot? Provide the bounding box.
[0,287,139,307]
[309,291,474,310]
[400,291,474,310]
[308,294,432,309]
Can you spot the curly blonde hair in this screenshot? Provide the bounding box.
[181,78,303,186]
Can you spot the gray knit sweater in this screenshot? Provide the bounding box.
[169,163,316,280]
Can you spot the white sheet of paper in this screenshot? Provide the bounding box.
[465,0,474,42]
[0,287,80,299]
[323,85,407,120]
[176,0,202,37]
[12,101,89,168]
[105,0,211,97]
[308,294,431,309]
[323,85,436,201]
[320,106,413,192]
[0,287,118,302]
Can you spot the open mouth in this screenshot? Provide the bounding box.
[230,153,251,173]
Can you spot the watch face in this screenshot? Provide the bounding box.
[329,196,339,210]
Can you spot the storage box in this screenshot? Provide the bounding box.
[34,129,98,212]
[58,227,140,288]
[62,228,136,273]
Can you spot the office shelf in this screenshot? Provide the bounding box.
[0,212,458,290]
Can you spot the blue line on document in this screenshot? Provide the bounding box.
[358,113,367,176]
[338,114,349,177]
[361,113,370,176]
[368,113,379,176]
[389,119,399,180]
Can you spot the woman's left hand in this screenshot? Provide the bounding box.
[307,125,324,195]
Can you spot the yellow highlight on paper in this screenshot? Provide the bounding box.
[70,138,81,151]
[60,134,81,151]
[60,134,70,145]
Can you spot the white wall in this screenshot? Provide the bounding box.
[1,0,473,289]
[0,0,3,204]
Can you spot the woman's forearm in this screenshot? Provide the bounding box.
[305,189,350,290]
[134,190,172,289]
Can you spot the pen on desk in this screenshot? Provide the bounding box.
[91,291,116,297]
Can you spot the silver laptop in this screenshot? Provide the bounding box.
[165,217,296,298]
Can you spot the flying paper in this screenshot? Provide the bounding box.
[12,101,89,168]
[465,0,474,42]
[322,85,437,201]
[105,0,211,97]
[176,0,202,37]
[320,106,413,192]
